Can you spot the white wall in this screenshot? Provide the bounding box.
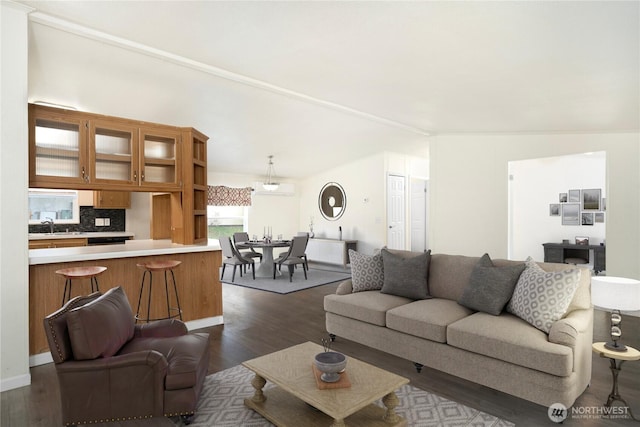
[1,1,32,391]
[298,151,428,255]
[509,152,606,262]
[430,134,640,279]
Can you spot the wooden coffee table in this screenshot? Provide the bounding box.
[242,341,409,427]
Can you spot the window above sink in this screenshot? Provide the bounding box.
[28,189,80,225]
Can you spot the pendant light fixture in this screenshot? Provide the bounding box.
[262,155,280,191]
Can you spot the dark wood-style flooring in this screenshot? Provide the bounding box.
[2,281,639,426]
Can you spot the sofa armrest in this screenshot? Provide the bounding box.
[548,308,592,348]
[336,279,353,295]
[134,318,188,338]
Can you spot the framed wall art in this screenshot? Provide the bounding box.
[318,182,347,221]
[561,203,580,225]
[581,212,594,226]
[568,189,580,203]
[559,193,567,203]
[582,189,601,210]
[550,204,560,216]
[595,212,605,223]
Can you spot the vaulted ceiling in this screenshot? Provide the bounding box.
[20,1,639,179]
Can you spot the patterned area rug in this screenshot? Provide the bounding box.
[220,267,351,294]
[176,365,514,427]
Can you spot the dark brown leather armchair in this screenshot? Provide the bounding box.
[44,286,209,426]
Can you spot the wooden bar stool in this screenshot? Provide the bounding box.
[135,260,183,323]
[55,266,107,307]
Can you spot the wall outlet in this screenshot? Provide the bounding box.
[95,218,105,226]
[104,218,110,226]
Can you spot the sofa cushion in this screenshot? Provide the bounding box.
[428,254,480,300]
[506,257,581,333]
[447,312,573,377]
[386,298,474,343]
[380,249,431,300]
[119,332,210,390]
[66,287,135,360]
[349,249,385,292]
[324,291,411,326]
[458,253,525,315]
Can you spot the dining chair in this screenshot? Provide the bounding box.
[233,232,263,272]
[219,236,255,281]
[273,235,309,282]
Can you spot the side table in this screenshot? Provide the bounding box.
[592,342,640,420]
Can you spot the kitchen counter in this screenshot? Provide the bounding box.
[29,238,220,265]
[29,239,223,362]
[28,231,135,240]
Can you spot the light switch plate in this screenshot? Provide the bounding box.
[95,218,105,226]
[104,218,110,226]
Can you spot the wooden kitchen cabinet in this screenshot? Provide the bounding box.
[29,238,88,249]
[30,104,182,192]
[29,105,90,187]
[29,104,208,244]
[93,191,131,208]
[175,128,209,244]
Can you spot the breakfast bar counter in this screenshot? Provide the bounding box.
[29,239,223,359]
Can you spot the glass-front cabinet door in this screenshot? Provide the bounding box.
[90,120,138,185]
[29,105,89,187]
[139,127,180,189]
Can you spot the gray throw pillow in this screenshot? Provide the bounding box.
[458,253,525,315]
[506,257,581,333]
[349,249,385,292]
[380,249,431,300]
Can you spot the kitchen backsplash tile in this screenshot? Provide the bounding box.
[29,207,125,233]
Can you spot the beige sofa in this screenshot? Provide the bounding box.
[324,252,593,407]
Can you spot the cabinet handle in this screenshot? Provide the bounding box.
[134,171,137,181]
[141,170,145,181]
[81,167,89,182]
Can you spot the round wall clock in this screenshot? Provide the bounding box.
[319,182,346,221]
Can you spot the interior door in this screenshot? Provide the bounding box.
[387,174,406,249]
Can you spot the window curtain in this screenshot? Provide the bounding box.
[207,185,252,206]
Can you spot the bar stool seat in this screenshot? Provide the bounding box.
[135,260,183,323]
[55,266,107,307]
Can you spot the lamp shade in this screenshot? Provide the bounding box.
[591,276,640,311]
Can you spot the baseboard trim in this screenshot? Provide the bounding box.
[186,315,224,330]
[29,351,53,367]
[0,373,31,392]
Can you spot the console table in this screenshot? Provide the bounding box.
[306,238,357,268]
[542,242,606,274]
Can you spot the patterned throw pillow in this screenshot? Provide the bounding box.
[349,249,385,292]
[506,257,581,333]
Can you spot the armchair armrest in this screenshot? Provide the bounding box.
[549,308,592,348]
[134,318,188,338]
[55,350,169,423]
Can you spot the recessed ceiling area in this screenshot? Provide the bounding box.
[20,1,639,179]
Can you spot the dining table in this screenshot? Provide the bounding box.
[237,240,291,278]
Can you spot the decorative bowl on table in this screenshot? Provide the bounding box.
[314,352,347,383]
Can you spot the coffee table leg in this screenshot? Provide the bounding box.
[330,419,346,427]
[382,391,401,423]
[250,374,267,403]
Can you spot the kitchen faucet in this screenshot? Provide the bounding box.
[41,217,54,234]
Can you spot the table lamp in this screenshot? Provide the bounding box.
[591,276,640,352]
